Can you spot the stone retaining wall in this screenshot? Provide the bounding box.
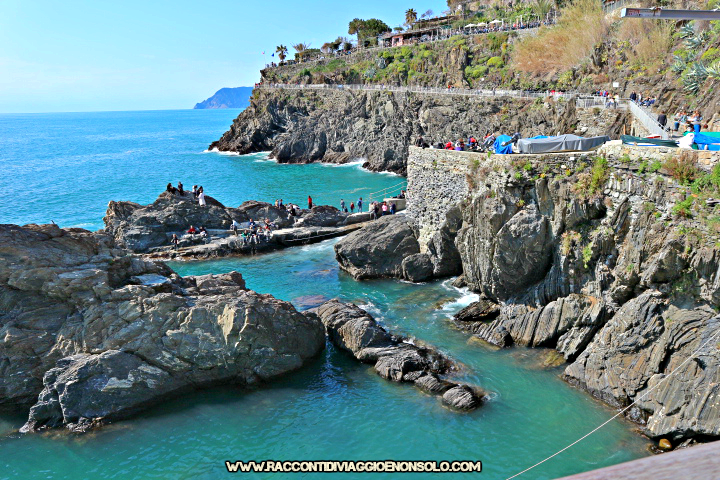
[406,143,716,251]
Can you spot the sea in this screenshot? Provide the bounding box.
[0,109,649,479]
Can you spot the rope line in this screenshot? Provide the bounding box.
[505,323,720,480]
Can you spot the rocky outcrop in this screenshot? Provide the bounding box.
[209,89,621,174]
[334,215,422,280]
[404,146,720,441]
[0,224,325,431]
[309,300,483,410]
[104,191,363,257]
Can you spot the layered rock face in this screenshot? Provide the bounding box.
[309,300,483,410]
[0,224,325,431]
[210,89,624,174]
[404,146,720,441]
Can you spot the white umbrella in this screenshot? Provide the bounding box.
[489,19,502,24]
[464,23,476,28]
[477,22,488,26]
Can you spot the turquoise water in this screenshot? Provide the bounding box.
[0,110,649,479]
[0,110,402,230]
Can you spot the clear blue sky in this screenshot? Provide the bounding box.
[0,0,449,113]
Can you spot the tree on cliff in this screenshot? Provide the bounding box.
[405,8,418,26]
[293,42,310,60]
[348,18,391,47]
[275,45,288,63]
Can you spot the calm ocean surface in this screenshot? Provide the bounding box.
[0,109,649,479]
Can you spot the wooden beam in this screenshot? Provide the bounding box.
[553,441,720,480]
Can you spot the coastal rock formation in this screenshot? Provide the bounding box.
[194,86,253,110]
[0,224,325,431]
[405,146,720,440]
[334,215,422,280]
[104,191,362,257]
[210,89,623,174]
[309,300,483,410]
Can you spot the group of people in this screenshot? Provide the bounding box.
[230,218,277,246]
[629,91,658,108]
[170,224,210,249]
[415,133,497,152]
[339,197,363,213]
[369,200,397,219]
[165,182,207,206]
[669,110,706,133]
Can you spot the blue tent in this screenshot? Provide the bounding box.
[494,134,513,154]
[693,132,720,151]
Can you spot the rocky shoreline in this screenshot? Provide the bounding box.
[332,146,720,445]
[0,221,484,433]
[104,190,372,260]
[209,88,626,174]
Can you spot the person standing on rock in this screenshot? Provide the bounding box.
[350,202,355,213]
[308,196,313,209]
[389,202,396,215]
[192,185,198,197]
[166,183,176,194]
[198,188,206,206]
[340,199,345,211]
[177,182,184,195]
[357,197,363,212]
[171,234,179,249]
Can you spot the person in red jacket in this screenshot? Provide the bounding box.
[308,196,313,209]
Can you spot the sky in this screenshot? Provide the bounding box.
[0,0,450,113]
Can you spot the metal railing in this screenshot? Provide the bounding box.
[367,180,407,203]
[257,83,611,103]
[628,101,669,139]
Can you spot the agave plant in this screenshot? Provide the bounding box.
[682,61,709,93]
[707,61,720,79]
[679,24,695,39]
[671,54,687,74]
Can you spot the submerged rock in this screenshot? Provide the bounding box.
[309,299,483,411]
[0,224,325,431]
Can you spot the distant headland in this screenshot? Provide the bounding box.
[194,87,253,109]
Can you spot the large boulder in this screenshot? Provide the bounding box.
[309,300,484,410]
[0,224,325,431]
[334,215,421,280]
[401,253,434,282]
[300,205,346,227]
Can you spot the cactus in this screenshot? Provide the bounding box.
[679,24,695,39]
[671,54,687,74]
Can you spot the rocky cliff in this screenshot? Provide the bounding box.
[0,224,325,431]
[341,146,720,443]
[210,88,626,174]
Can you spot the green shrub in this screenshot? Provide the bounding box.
[487,56,504,68]
[619,154,631,164]
[573,156,609,199]
[701,47,720,62]
[672,196,695,217]
[582,243,593,268]
[465,64,489,79]
[665,152,700,185]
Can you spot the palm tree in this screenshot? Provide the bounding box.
[532,0,554,18]
[405,8,418,26]
[275,45,288,64]
[292,43,310,60]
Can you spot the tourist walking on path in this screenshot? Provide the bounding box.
[658,112,668,130]
[389,202,396,214]
[308,196,313,209]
